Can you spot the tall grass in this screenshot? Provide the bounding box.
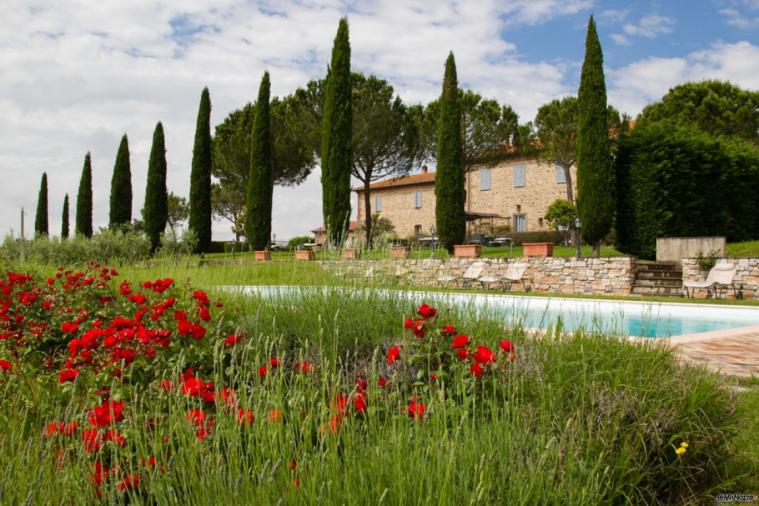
[0,288,743,504]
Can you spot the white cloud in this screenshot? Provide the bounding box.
[622,14,675,38]
[0,0,581,241]
[608,41,759,116]
[598,9,630,24]
[719,7,759,28]
[611,33,631,45]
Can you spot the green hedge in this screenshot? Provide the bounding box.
[615,124,759,259]
[504,231,566,246]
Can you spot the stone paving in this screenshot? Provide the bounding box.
[672,331,759,377]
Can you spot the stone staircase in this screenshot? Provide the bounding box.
[631,262,683,297]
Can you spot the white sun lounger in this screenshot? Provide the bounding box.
[683,263,737,299]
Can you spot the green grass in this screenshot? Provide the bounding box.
[727,240,759,257]
[0,286,750,504]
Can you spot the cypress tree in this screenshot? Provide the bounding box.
[76,152,93,238]
[109,134,133,228]
[144,122,169,253]
[34,172,49,236]
[435,52,466,253]
[321,17,352,247]
[245,72,274,251]
[61,194,69,239]
[189,87,213,253]
[576,16,613,257]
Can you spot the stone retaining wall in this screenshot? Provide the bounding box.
[682,257,759,299]
[322,256,637,296]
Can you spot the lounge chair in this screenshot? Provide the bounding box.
[437,262,484,288]
[683,263,737,299]
[479,262,530,291]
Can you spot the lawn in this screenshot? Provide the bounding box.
[0,261,756,504]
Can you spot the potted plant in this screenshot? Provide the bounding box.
[391,244,411,259]
[341,248,360,260]
[523,242,553,257]
[295,249,315,261]
[254,250,271,261]
[454,244,481,258]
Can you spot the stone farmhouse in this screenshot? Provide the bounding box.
[354,158,578,240]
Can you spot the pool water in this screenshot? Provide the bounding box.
[227,286,759,338]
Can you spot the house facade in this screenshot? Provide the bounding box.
[355,158,578,239]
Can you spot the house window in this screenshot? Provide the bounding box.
[414,224,422,236]
[513,164,526,187]
[479,168,491,191]
[414,191,422,209]
[538,217,544,228]
[555,165,567,184]
[375,195,382,212]
[513,214,527,232]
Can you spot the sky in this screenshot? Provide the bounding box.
[1,0,757,242]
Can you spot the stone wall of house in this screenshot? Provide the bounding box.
[355,158,578,240]
[321,256,637,296]
[682,257,759,299]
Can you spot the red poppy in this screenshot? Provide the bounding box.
[386,346,400,365]
[186,409,207,427]
[417,303,437,319]
[237,409,254,425]
[332,392,349,412]
[81,429,102,453]
[198,306,211,322]
[258,365,268,378]
[407,396,426,420]
[293,361,314,373]
[117,473,140,491]
[88,400,125,427]
[499,339,513,352]
[378,376,387,388]
[441,324,457,337]
[0,359,11,372]
[128,294,146,305]
[104,429,126,447]
[472,345,495,365]
[353,390,368,413]
[224,334,242,347]
[470,362,484,377]
[267,409,283,423]
[192,290,210,306]
[450,334,470,349]
[355,378,368,390]
[60,321,78,334]
[58,368,79,383]
[404,318,414,329]
[269,357,280,368]
[456,348,470,360]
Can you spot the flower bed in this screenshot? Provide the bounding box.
[0,263,745,503]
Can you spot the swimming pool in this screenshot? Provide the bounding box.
[225,286,759,338]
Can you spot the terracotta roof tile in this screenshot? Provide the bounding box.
[354,172,436,192]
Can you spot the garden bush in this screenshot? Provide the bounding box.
[615,123,759,258]
[504,230,565,245]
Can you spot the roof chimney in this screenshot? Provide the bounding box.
[421,164,428,174]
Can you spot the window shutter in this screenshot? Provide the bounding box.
[513,165,526,187]
[479,168,491,190]
[414,192,422,209]
[555,165,567,184]
[375,196,382,212]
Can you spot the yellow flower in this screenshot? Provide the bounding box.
[680,442,689,449]
[675,447,687,456]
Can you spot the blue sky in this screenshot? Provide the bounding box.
[0,0,757,241]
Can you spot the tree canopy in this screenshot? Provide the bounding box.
[637,80,759,144]
[166,192,189,233]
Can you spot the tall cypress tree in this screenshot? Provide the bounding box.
[576,16,613,257]
[321,17,352,247]
[435,52,466,253]
[61,194,69,239]
[109,134,133,228]
[34,172,49,236]
[245,72,274,251]
[144,122,169,253]
[189,87,213,253]
[76,152,93,238]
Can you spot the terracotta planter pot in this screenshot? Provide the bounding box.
[391,246,411,259]
[341,248,360,260]
[454,244,481,258]
[523,242,553,257]
[295,250,315,261]
[254,250,271,261]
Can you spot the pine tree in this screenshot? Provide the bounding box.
[435,52,466,253]
[189,87,213,253]
[321,18,353,247]
[109,134,133,228]
[144,122,169,253]
[576,16,613,257]
[76,152,93,238]
[34,172,49,236]
[245,72,274,251]
[61,194,69,239]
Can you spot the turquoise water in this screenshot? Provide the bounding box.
[228,286,759,338]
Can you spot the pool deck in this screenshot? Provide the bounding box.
[632,325,759,377]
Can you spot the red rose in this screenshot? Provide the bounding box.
[441,324,457,337]
[470,362,484,377]
[58,368,79,383]
[456,348,470,360]
[417,303,437,319]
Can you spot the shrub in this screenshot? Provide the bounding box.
[158,229,198,261]
[0,230,150,265]
[505,231,566,245]
[615,123,759,258]
[287,236,312,250]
